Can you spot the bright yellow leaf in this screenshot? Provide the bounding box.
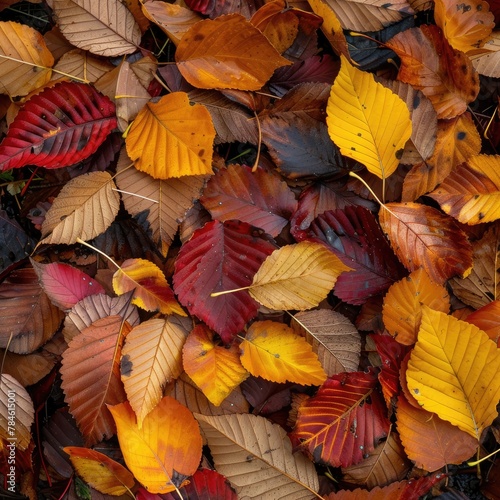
[64,447,135,496]
[248,241,352,311]
[406,306,500,439]
[240,320,327,385]
[109,397,202,494]
[126,92,215,179]
[113,258,185,316]
[327,54,412,179]
[182,324,248,406]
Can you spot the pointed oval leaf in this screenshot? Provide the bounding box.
[326,54,412,179]
[61,315,129,445]
[173,220,277,344]
[52,0,141,56]
[240,320,327,386]
[64,446,135,495]
[429,155,500,224]
[383,268,450,345]
[113,258,185,316]
[40,171,120,245]
[247,241,352,311]
[126,92,215,179]
[0,82,117,172]
[289,369,391,468]
[109,397,203,494]
[176,14,291,90]
[0,374,35,450]
[291,309,362,375]
[121,316,192,426]
[195,413,319,499]
[406,307,500,439]
[0,21,54,96]
[182,324,249,406]
[32,260,105,310]
[379,202,473,284]
[396,394,478,472]
[200,164,297,237]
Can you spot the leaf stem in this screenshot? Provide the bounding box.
[76,238,121,270]
[252,111,262,173]
[211,285,251,297]
[112,188,159,203]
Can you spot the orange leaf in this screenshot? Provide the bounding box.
[113,258,185,316]
[386,25,479,119]
[240,320,327,385]
[109,397,202,494]
[175,14,291,90]
[434,0,494,53]
[465,301,500,346]
[379,202,473,284]
[396,394,478,472]
[64,446,135,495]
[182,324,248,406]
[125,92,215,179]
[383,268,450,345]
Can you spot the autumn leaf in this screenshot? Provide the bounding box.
[109,397,202,494]
[326,54,412,179]
[113,258,185,316]
[240,320,327,386]
[182,324,248,406]
[406,307,500,439]
[175,14,291,90]
[126,92,215,179]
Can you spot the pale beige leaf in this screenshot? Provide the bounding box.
[44,26,74,62]
[63,292,140,343]
[0,21,54,96]
[116,152,206,256]
[52,0,141,56]
[469,32,500,77]
[40,171,120,245]
[195,413,319,499]
[169,372,249,416]
[142,1,202,45]
[291,309,361,376]
[0,374,35,450]
[51,48,113,83]
[121,316,192,427]
[129,55,157,89]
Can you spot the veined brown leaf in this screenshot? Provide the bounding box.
[327,55,412,180]
[240,321,327,386]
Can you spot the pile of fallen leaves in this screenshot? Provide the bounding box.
[0,0,500,498]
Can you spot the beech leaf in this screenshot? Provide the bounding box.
[406,307,500,439]
[240,320,327,386]
[326,54,412,179]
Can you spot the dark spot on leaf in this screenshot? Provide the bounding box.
[351,147,356,151]
[457,131,466,140]
[478,212,485,220]
[198,149,205,157]
[357,133,362,137]
[274,353,280,358]
[121,354,133,376]
[413,95,421,109]
[193,33,204,41]
[461,65,468,74]
[395,148,404,159]
[381,2,392,6]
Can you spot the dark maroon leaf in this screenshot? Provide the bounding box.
[308,207,406,304]
[0,209,35,277]
[200,164,297,237]
[269,55,339,96]
[0,82,117,171]
[240,376,293,415]
[173,220,277,343]
[291,181,377,241]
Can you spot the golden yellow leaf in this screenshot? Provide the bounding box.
[64,446,135,496]
[406,306,500,439]
[109,397,202,494]
[240,320,327,385]
[126,92,215,179]
[383,268,450,345]
[113,258,186,316]
[182,324,248,406]
[0,21,53,97]
[326,54,412,179]
[248,242,352,311]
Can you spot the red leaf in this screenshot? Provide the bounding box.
[0,82,116,171]
[200,164,297,237]
[290,368,390,468]
[32,260,105,310]
[308,207,406,304]
[173,220,277,343]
